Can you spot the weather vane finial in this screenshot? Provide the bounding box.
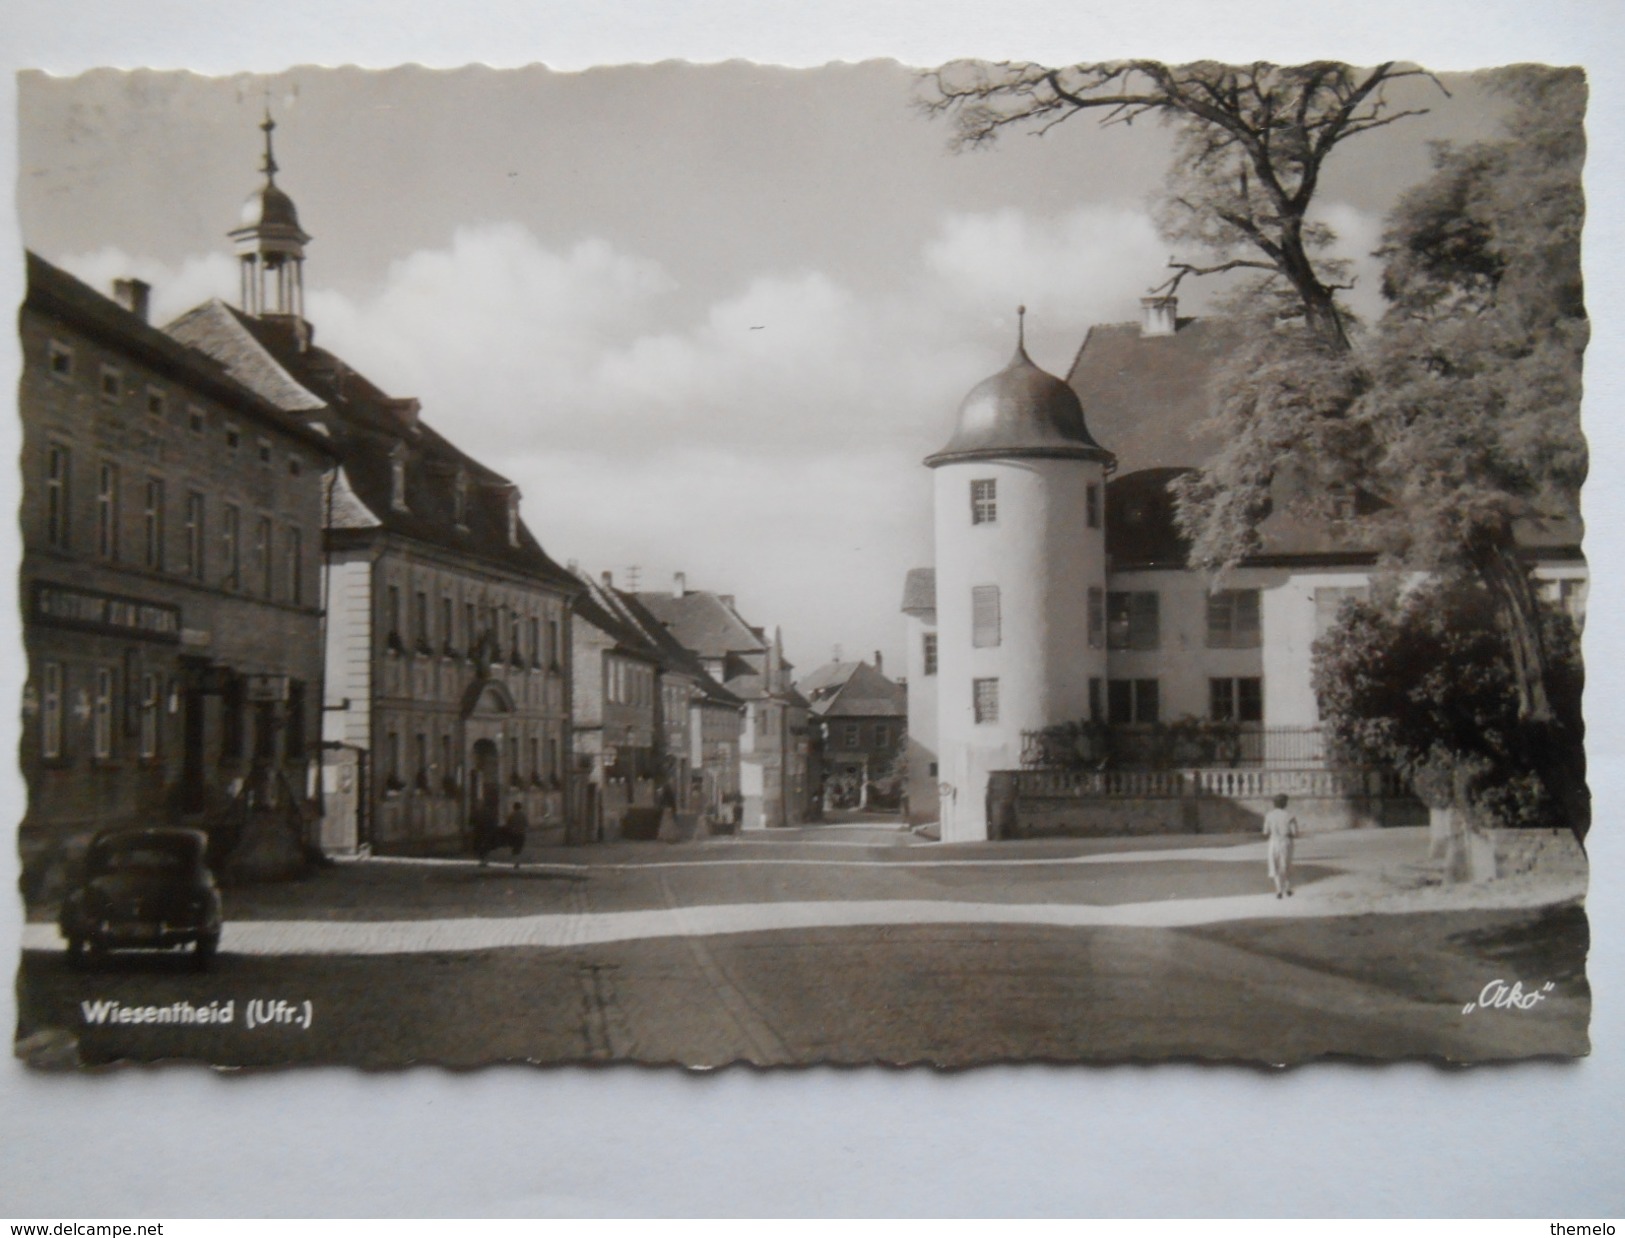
[1017,304,1027,350]
[259,84,279,183]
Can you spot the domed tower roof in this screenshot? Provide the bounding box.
[926,308,1113,469]
[228,112,311,254]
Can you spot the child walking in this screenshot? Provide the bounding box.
[1262,793,1300,898]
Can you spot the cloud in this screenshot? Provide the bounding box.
[55,248,237,325]
[54,204,1170,668]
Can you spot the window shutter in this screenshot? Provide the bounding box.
[971,585,1001,648]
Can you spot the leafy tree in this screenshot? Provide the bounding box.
[1311,577,1583,834]
[922,61,1588,840]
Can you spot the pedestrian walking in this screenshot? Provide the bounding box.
[500,800,529,869]
[1263,793,1300,898]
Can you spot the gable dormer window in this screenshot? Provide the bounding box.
[453,469,469,530]
[390,446,409,513]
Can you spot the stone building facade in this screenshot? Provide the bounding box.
[19,252,332,897]
[167,119,578,855]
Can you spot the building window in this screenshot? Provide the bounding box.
[221,676,245,764]
[221,504,241,589]
[844,724,862,749]
[286,526,304,605]
[386,732,402,788]
[386,585,403,648]
[1210,677,1264,723]
[970,478,997,525]
[972,677,1000,725]
[414,591,432,653]
[40,663,63,760]
[440,596,455,654]
[529,736,541,784]
[390,452,408,512]
[146,387,166,419]
[529,616,541,667]
[257,438,272,465]
[286,680,307,758]
[184,492,205,580]
[143,477,165,570]
[440,734,455,789]
[225,424,241,452]
[547,618,561,669]
[92,667,115,759]
[875,724,890,749]
[415,733,429,790]
[1107,591,1159,651]
[47,340,74,379]
[922,632,938,676]
[1107,678,1160,725]
[45,443,71,549]
[1088,676,1103,723]
[99,364,122,402]
[1086,483,1101,529]
[464,601,477,656]
[188,407,205,435]
[1206,589,1261,648]
[1314,585,1370,638]
[96,462,120,560]
[453,470,469,528]
[1087,587,1105,649]
[288,455,303,477]
[256,515,274,597]
[138,672,161,760]
[971,585,1002,648]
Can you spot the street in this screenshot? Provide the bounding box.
[14,824,1591,1067]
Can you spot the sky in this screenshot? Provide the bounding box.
[18,61,1517,676]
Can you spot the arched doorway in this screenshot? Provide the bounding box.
[468,738,501,843]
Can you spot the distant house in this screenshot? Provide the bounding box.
[169,117,579,856]
[899,568,940,825]
[635,576,811,830]
[798,655,908,813]
[569,571,666,841]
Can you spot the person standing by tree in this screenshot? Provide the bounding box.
[1263,794,1300,898]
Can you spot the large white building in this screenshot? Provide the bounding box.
[906,297,1587,842]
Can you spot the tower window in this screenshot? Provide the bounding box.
[972,677,1000,724]
[922,632,938,676]
[1086,483,1101,529]
[971,585,1002,648]
[970,479,997,525]
[1087,587,1104,649]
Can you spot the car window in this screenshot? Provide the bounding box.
[95,846,188,873]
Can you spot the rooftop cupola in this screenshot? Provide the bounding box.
[925,307,1113,469]
[228,108,311,324]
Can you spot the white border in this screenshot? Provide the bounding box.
[1,0,1621,1218]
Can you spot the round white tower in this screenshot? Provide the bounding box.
[927,310,1113,842]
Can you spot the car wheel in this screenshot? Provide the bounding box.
[193,934,219,971]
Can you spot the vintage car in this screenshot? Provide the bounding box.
[58,828,223,969]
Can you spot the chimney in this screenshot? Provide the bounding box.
[113,278,151,323]
[601,570,614,588]
[674,571,686,597]
[874,650,883,676]
[1140,295,1177,337]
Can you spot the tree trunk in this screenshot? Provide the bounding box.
[1469,531,1589,846]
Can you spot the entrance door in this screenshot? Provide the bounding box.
[180,688,206,812]
[468,738,501,838]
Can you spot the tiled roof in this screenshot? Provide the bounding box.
[612,590,743,709]
[26,254,334,459]
[634,591,768,659]
[799,660,906,719]
[166,300,579,592]
[1065,317,1243,476]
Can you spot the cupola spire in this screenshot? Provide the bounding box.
[229,100,312,328]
